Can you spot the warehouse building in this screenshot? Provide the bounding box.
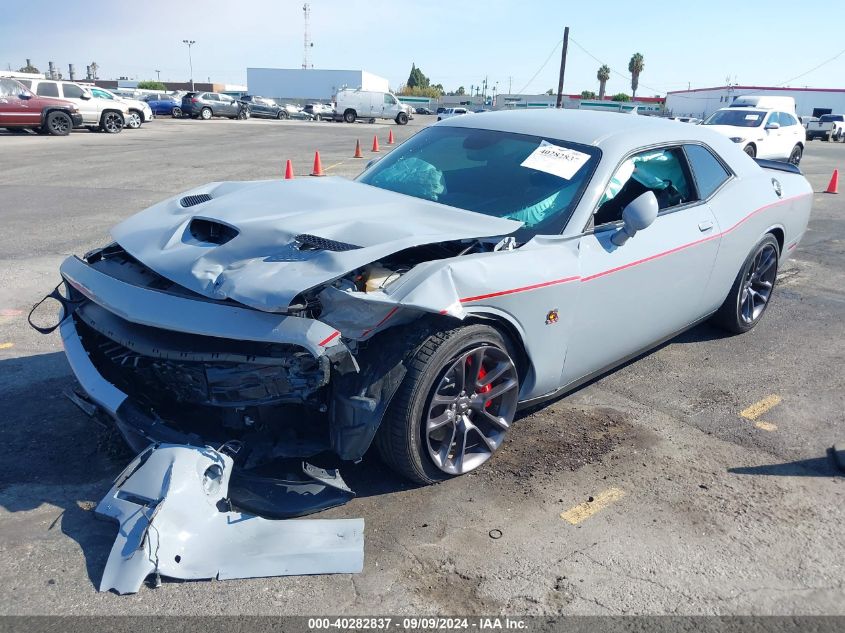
[246,68,389,101]
[666,85,845,119]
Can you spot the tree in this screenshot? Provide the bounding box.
[611,92,631,102]
[628,53,644,100]
[581,90,597,100]
[546,88,554,95]
[137,80,166,90]
[406,64,430,90]
[455,86,465,96]
[18,59,40,74]
[597,64,610,100]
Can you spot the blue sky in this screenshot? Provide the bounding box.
[2,0,844,95]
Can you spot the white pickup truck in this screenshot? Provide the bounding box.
[806,114,845,141]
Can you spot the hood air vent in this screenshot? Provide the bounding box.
[294,234,361,252]
[180,193,212,207]
[189,218,239,245]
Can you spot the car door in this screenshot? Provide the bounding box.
[218,94,237,116]
[0,78,32,125]
[778,111,804,151]
[58,83,95,123]
[561,145,722,385]
[758,111,783,158]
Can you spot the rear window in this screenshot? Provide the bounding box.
[36,82,59,97]
[819,114,844,123]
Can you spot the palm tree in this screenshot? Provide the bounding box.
[628,53,644,100]
[597,64,610,100]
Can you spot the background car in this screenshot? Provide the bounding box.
[437,107,470,121]
[303,102,333,120]
[88,86,153,129]
[180,92,243,120]
[415,106,434,115]
[143,94,181,117]
[283,104,314,120]
[806,114,845,141]
[17,79,128,133]
[240,95,286,119]
[702,107,805,163]
[0,77,82,135]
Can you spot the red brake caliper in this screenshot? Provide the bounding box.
[472,359,493,408]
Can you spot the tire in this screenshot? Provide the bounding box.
[237,109,250,120]
[711,234,780,334]
[788,144,803,165]
[126,111,142,129]
[743,144,756,158]
[200,107,212,120]
[375,324,520,484]
[44,111,72,136]
[172,106,182,118]
[314,113,323,121]
[343,109,356,123]
[396,111,409,125]
[277,110,288,120]
[100,111,124,133]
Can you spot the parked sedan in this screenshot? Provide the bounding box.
[415,107,434,115]
[181,92,244,119]
[143,94,181,117]
[48,110,811,498]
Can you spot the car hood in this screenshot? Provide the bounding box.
[702,124,761,140]
[111,177,522,312]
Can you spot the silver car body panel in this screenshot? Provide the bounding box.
[97,443,364,594]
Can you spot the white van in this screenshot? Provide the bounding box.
[728,95,796,112]
[334,89,409,125]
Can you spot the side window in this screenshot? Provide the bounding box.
[0,78,21,97]
[36,82,59,97]
[594,147,693,227]
[384,94,396,105]
[91,88,112,99]
[205,93,219,101]
[780,112,798,127]
[767,112,780,127]
[63,84,85,99]
[684,145,731,200]
[219,94,232,103]
[17,79,31,88]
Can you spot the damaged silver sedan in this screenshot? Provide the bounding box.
[41,110,812,500]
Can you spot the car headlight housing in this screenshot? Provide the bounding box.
[729,136,745,143]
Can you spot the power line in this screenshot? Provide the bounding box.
[514,38,562,95]
[776,47,845,86]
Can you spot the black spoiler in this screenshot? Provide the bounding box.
[754,158,802,175]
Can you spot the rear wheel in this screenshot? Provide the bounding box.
[375,324,520,484]
[45,111,72,136]
[712,234,780,334]
[126,111,142,129]
[788,144,803,165]
[743,144,756,158]
[100,111,124,133]
[277,110,288,119]
[172,106,182,118]
[200,107,212,120]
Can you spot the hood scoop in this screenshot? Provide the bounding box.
[180,193,213,208]
[294,234,361,252]
[189,218,238,245]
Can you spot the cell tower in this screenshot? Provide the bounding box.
[302,3,312,70]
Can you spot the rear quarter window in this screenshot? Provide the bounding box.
[684,145,731,200]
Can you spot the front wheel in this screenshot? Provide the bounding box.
[126,111,142,129]
[375,324,520,484]
[343,109,356,123]
[100,111,124,133]
[712,234,780,334]
[45,111,72,136]
[788,144,802,165]
[172,106,182,118]
[396,111,409,125]
[200,107,212,120]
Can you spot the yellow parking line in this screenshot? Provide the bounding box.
[0,342,14,350]
[740,395,782,420]
[560,487,625,525]
[754,421,778,432]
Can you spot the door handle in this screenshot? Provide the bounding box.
[698,220,714,232]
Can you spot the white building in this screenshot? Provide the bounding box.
[666,85,845,119]
[246,68,389,101]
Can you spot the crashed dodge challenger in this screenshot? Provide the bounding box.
[47,110,812,491]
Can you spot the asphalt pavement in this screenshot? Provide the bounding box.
[0,117,842,615]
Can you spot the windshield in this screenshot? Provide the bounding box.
[357,126,601,238]
[704,109,765,127]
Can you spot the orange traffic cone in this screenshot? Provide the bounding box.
[284,159,294,180]
[311,151,325,176]
[353,139,364,158]
[388,129,395,145]
[825,169,839,194]
[372,135,380,152]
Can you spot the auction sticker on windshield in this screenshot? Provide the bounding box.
[521,140,591,180]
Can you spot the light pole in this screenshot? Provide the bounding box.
[182,39,196,91]
[155,69,161,81]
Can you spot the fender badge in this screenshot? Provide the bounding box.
[545,309,559,325]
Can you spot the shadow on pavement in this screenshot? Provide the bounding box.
[728,452,844,477]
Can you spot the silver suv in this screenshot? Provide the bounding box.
[18,79,129,133]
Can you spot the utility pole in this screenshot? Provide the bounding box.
[302,3,313,69]
[182,40,196,90]
[155,69,161,81]
[555,26,570,108]
[508,76,512,95]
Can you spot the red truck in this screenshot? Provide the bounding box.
[0,76,83,136]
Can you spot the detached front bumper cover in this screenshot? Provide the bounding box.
[97,443,364,595]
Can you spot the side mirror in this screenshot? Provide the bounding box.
[80,92,92,100]
[611,191,659,246]
[19,93,32,100]
[765,122,780,130]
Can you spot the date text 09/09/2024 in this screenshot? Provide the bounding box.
[307,617,528,630]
